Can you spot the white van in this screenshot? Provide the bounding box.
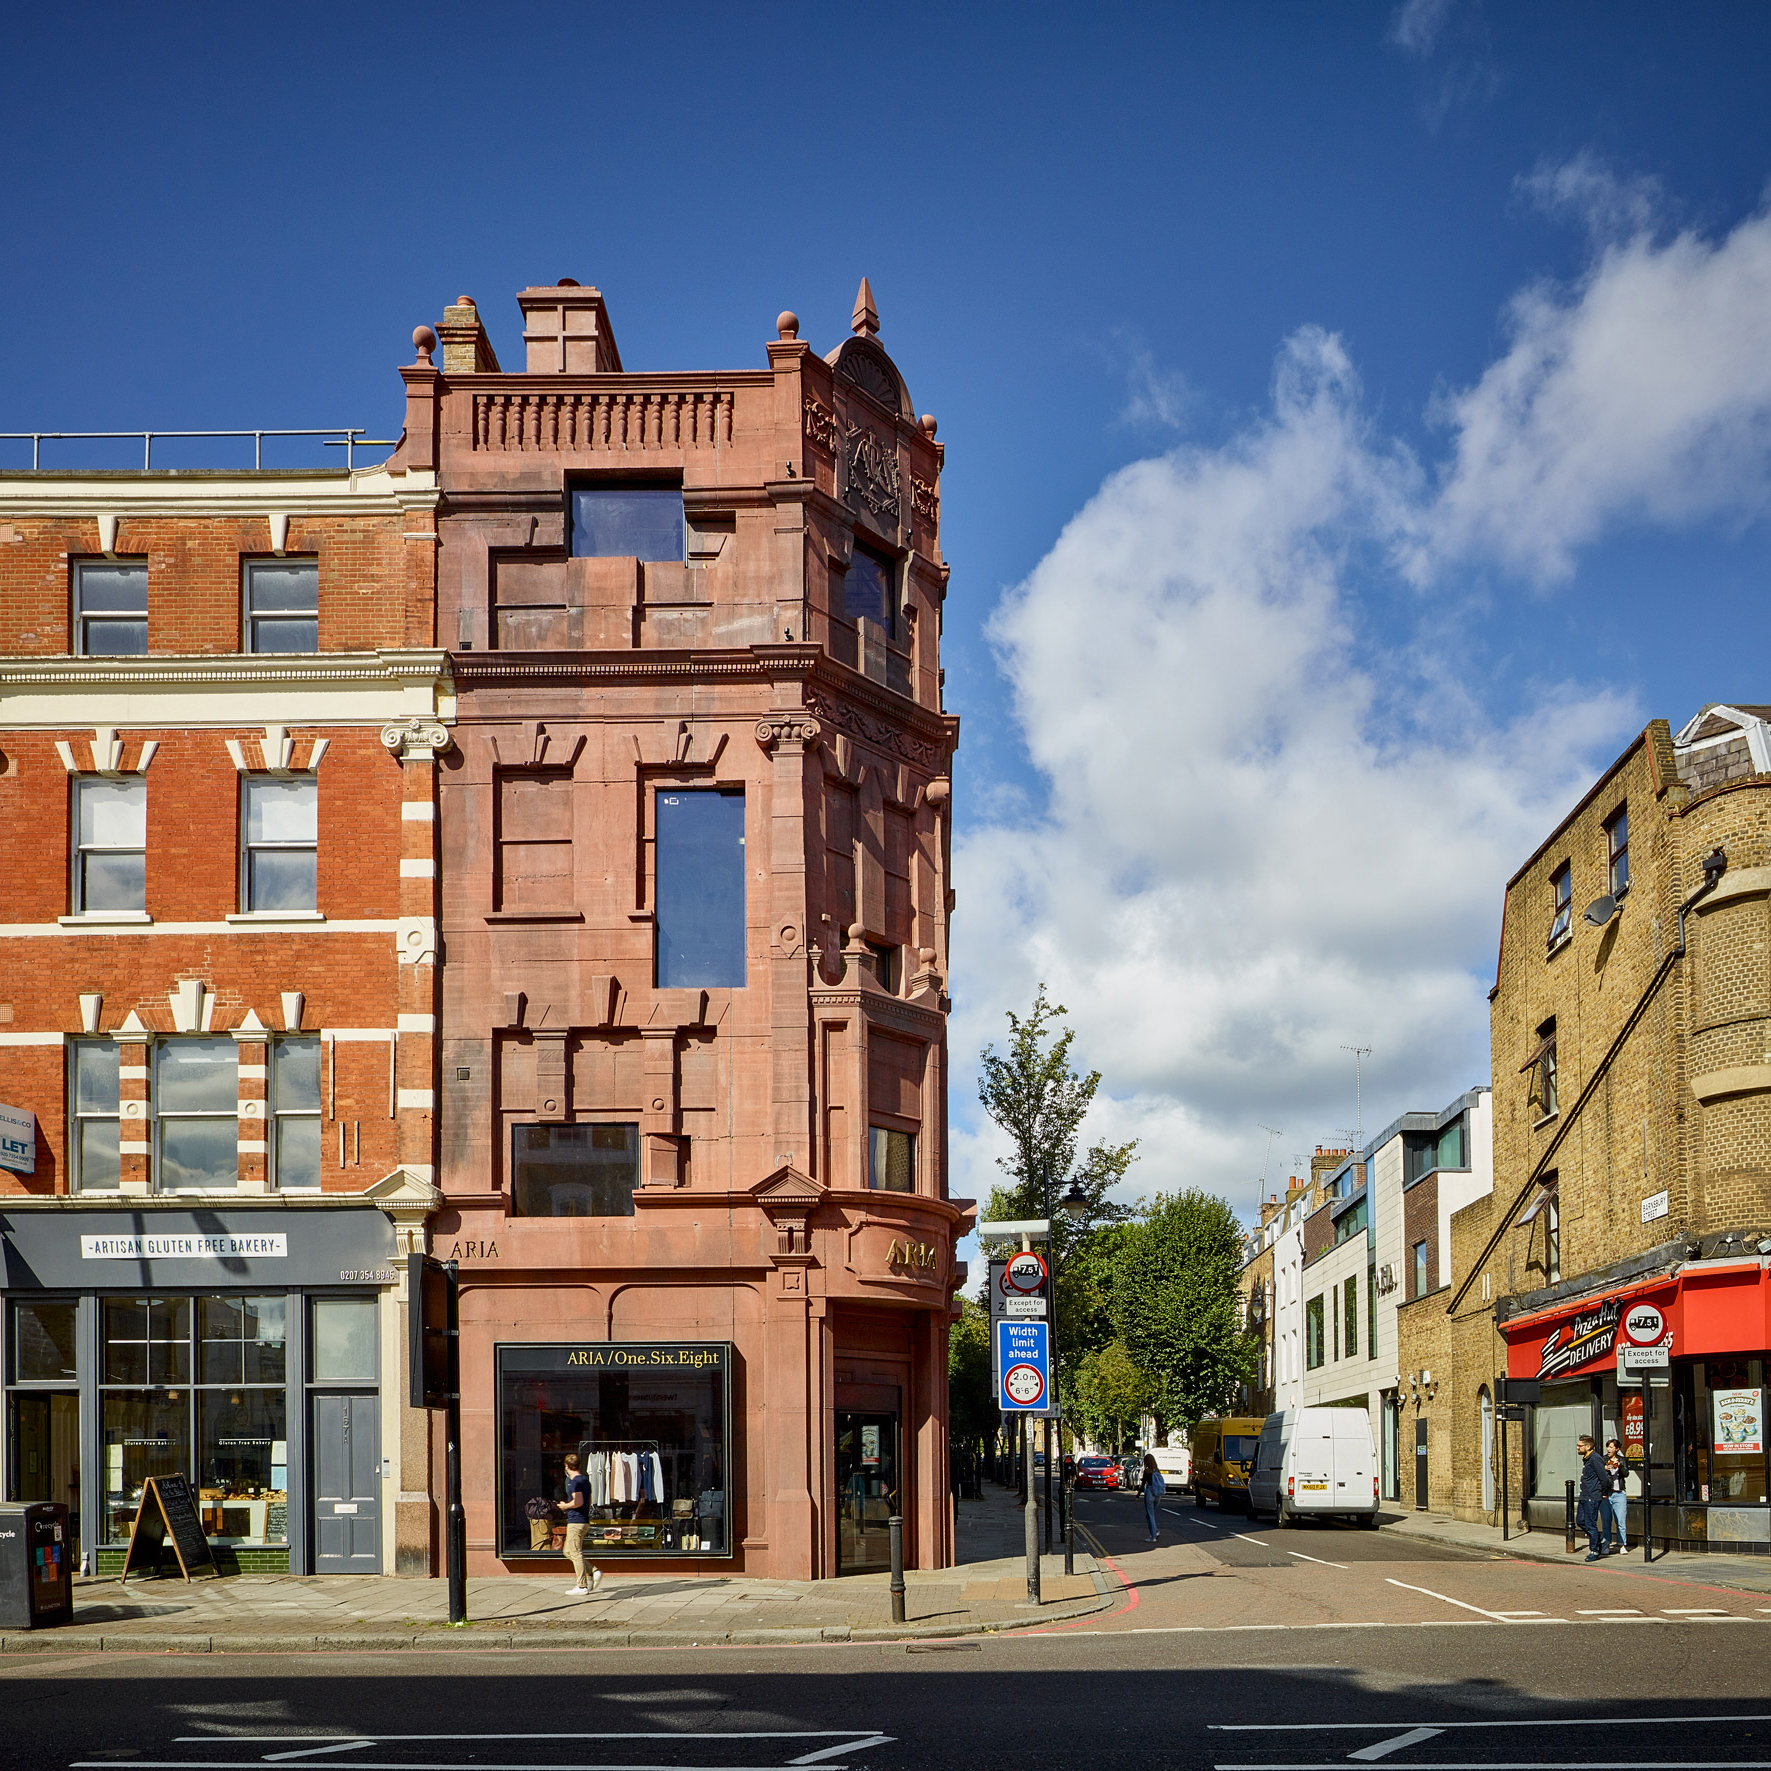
[1151,1443,1191,1490]
[1248,1408,1380,1527]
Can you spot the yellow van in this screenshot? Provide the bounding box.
[1188,1416,1267,1511]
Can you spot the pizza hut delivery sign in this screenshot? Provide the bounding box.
[1536,1294,1670,1380]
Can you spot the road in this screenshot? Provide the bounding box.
[1,1487,1767,1771]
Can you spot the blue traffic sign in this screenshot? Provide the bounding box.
[995,1319,1050,1413]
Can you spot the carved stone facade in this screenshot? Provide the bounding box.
[407,281,968,1579]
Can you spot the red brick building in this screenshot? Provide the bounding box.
[0,445,449,1573]
[410,279,968,1578]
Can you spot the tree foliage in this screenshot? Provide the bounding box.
[1110,1189,1255,1431]
[976,987,1139,1373]
[946,1294,996,1448]
[1067,1337,1162,1451]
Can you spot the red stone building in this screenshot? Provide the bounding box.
[0,445,448,1574]
[406,279,967,1578]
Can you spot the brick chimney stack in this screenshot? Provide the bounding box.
[437,296,501,374]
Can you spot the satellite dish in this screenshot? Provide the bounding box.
[1583,894,1618,929]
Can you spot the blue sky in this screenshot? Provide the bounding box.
[7,2,1771,1220]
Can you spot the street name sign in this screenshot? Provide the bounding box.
[995,1319,1050,1412]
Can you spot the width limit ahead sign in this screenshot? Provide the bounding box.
[996,1319,1050,1412]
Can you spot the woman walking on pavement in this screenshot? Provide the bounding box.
[1603,1439,1629,1554]
[1139,1452,1166,1542]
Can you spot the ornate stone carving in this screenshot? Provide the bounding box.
[911,475,939,523]
[838,348,899,411]
[802,395,839,454]
[754,716,821,754]
[381,717,452,760]
[803,690,945,770]
[844,422,901,521]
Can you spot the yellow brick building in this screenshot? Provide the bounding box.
[1402,707,1771,1548]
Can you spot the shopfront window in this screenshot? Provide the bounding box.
[1688,1358,1768,1511]
[1531,1377,1593,1499]
[511,1123,641,1217]
[99,1294,287,1547]
[11,1300,78,1382]
[496,1342,731,1559]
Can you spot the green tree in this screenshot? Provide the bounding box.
[1110,1189,1255,1430]
[976,987,1139,1373]
[946,1293,996,1450]
[1071,1337,1161,1452]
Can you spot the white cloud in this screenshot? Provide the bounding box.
[1117,336,1194,432]
[1390,0,1455,57]
[1517,150,1665,245]
[948,184,1771,1224]
[1422,190,1771,583]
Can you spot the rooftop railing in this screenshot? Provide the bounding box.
[0,428,397,471]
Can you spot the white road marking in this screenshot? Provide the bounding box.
[1213,1714,1771,1731]
[1491,1611,1545,1618]
[1575,1608,1641,1615]
[1287,1550,1350,1569]
[1348,1728,1443,1761]
[83,1763,855,1771]
[262,1750,374,1764]
[1663,1608,1731,1615]
[174,1738,882,1746]
[790,1746,890,1767]
[1384,1578,1517,1622]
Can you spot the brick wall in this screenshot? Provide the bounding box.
[0,511,422,654]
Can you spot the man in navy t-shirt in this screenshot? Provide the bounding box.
[557,1452,600,1594]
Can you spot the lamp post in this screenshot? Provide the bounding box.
[1054,1177,1090,1567]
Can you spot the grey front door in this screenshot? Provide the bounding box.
[312,1393,380,1572]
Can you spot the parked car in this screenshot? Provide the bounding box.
[1119,1455,1143,1491]
[1247,1408,1380,1527]
[1188,1417,1266,1510]
[1072,1456,1120,1491]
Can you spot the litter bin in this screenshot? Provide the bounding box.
[0,1503,73,1629]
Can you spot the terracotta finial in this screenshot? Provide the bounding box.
[777,310,800,341]
[851,277,879,338]
[558,277,580,287]
[457,295,476,308]
[412,325,438,364]
[920,414,937,438]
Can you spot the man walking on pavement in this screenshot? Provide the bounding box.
[1576,1432,1607,1561]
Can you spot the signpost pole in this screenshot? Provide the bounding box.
[1499,1386,1508,1545]
[445,1260,466,1625]
[1023,1414,1040,1604]
[1642,1375,1652,1566]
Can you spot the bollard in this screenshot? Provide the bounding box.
[889,1514,906,1624]
[1564,1477,1577,1554]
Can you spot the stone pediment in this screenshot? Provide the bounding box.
[362,1167,443,1213]
[751,1164,824,1209]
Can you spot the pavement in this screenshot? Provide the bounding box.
[1381,1496,1771,1593]
[11,1480,1112,1653]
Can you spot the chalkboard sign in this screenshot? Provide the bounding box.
[120,1474,219,1582]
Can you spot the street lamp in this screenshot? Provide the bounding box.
[1059,1180,1090,1220]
